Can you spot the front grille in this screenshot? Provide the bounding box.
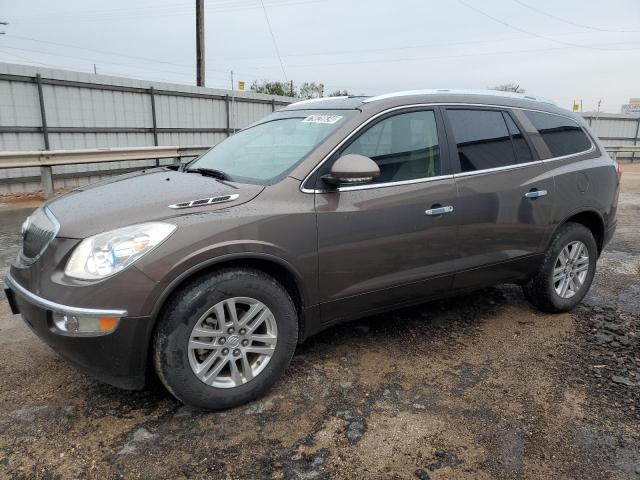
[21,207,58,262]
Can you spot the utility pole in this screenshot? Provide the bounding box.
[196,0,205,87]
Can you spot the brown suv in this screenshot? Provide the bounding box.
[4,90,619,410]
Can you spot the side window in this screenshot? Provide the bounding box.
[342,110,440,183]
[504,112,533,163]
[447,109,517,172]
[524,111,592,158]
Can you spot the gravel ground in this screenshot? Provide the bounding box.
[0,167,639,479]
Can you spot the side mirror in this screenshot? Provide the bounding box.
[322,154,380,186]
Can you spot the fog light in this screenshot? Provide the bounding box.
[53,313,120,334]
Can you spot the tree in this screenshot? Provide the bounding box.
[298,82,324,99]
[490,83,526,93]
[250,80,293,97]
[328,89,352,97]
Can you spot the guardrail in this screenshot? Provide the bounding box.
[0,144,637,199]
[0,145,211,198]
[606,146,639,162]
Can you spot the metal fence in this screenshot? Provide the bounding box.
[0,62,293,194]
[1,62,638,195]
[581,112,640,161]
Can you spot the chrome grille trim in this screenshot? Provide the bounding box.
[168,193,239,209]
[4,274,127,317]
[20,207,59,264]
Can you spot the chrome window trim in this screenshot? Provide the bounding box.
[300,102,597,194]
[453,159,543,178]
[330,174,454,192]
[541,142,596,163]
[4,274,128,317]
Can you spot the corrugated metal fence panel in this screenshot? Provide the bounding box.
[156,95,225,128]
[157,131,227,147]
[44,85,150,128]
[582,113,640,159]
[0,62,293,194]
[0,79,41,126]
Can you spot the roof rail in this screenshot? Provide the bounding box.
[363,89,556,105]
[289,96,348,107]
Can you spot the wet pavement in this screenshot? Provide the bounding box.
[0,168,639,479]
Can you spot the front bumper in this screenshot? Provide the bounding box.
[4,274,153,390]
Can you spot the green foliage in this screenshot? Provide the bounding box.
[250,80,293,97]
[490,83,526,93]
[298,82,324,99]
[328,89,352,97]
[250,80,353,99]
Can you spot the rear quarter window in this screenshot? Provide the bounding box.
[524,111,592,158]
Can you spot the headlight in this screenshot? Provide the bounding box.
[65,222,176,280]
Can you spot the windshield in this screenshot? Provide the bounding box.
[188,111,354,184]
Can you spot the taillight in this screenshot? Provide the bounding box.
[615,161,623,180]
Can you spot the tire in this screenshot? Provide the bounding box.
[523,222,598,313]
[153,268,298,410]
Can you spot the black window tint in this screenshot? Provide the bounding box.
[343,110,440,183]
[524,111,592,157]
[504,113,533,163]
[447,109,516,172]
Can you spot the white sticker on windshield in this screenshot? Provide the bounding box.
[302,114,343,124]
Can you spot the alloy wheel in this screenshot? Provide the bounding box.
[552,240,590,299]
[187,297,278,388]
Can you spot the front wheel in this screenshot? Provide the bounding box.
[153,268,298,410]
[523,222,598,313]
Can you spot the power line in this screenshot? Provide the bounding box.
[273,40,640,70]
[4,34,289,81]
[456,0,637,52]
[210,28,637,63]
[9,0,324,24]
[511,0,640,34]
[259,0,288,81]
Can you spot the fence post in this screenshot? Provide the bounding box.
[41,166,54,199]
[149,86,160,166]
[271,98,275,112]
[633,118,639,163]
[35,74,54,198]
[225,94,231,137]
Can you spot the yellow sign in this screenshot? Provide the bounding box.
[572,103,580,112]
[238,81,245,91]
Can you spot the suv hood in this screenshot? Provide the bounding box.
[47,169,263,238]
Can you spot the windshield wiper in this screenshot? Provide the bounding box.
[186,167,229,180]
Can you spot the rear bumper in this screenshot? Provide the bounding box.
[603,220,617,250]
[4,275,153,390]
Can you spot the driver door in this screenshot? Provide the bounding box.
[314,107,460,324]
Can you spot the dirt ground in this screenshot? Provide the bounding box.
[0,165,639,479]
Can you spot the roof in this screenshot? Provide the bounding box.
[283,96,369,110]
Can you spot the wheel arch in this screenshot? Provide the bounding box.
[551,208,605,255]
[149,253,308,338]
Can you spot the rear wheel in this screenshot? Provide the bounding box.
[523,222,597,312]
[153,268,298,410]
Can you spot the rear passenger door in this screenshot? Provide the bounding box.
[443,107,555,289]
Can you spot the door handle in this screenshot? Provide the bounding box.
[524,189,548,199]
[425,205,454,216]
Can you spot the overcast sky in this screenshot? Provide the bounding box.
[1,0,638,112]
